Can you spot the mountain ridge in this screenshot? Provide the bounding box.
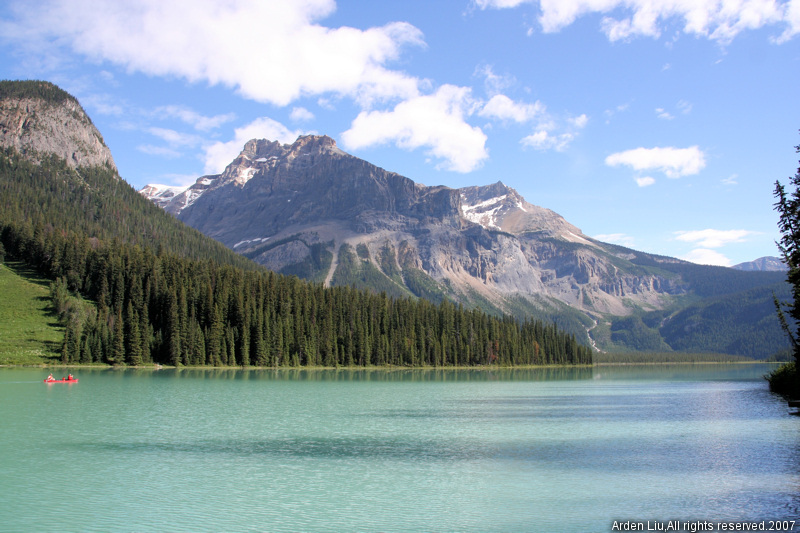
[141,135,791,357]
[732,256,786,272]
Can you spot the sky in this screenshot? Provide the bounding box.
[1,0,799,267]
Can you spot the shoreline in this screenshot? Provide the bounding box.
[0,361,779,370]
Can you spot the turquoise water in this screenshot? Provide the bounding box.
[0,365,797,532]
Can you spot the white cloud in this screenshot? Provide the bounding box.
[290,107,316,122]
[203,117,304,174]
[636,176,656,187]
[521,129,576,151]
[341,85,488,173]
[605,146,706,178]
[604,103,630,123]
[474,0,798,44]
[594,233,635,247]
[479,94,544,123]
[2,0,425,107]
[568,113,589,129]
[521,130,551,150]
[148,127,203,148]
[681,248,732,267]
[474,0,531,8]
[474,64,516,96]
[776,0,800,42]
[521,112,587,152]
[655,101,691,120]
[81,93,125,116]
[155,105,236,131]
[137,145,182,158]
[655,108,674,120]
[674,229,759,248]
[99,70,117,84]
[722,174,738,185]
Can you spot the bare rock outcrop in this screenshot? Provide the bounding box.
[0,81,116,171]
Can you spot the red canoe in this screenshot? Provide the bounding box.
[44,378,78,383]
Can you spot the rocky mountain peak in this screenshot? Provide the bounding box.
[458,181,589,244]
[289,134,344,156]
[241,138,284,160]
[0,80,116,171]
[236,135,344,163]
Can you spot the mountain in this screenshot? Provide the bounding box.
[0,80,258,270]
[144,136,677,315]
[138,183,190,210]
[142,135,791,358]
[732,256,786,272]
[0,80,590,369]
[0,80,116,171]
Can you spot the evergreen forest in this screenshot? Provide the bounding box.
[0,147,591,367]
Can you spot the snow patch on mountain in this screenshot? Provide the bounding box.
[236,166,256,185]
[139,183,190,208]
[233,237,271,249]
[566,231,592,245]
[182,188,205,210]
[140,183,187,196]
[460,194,508,229]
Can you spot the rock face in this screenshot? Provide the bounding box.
[143,135,689,322]
[732,256,786,272]
[162,135,462,240]
[0,81,116,171]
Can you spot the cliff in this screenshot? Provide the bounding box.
[0,80,116,171]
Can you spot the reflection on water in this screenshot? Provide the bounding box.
[592,363,781,381]
[0,363,797,532]
[114,365,597,382]
[90,362,781,383]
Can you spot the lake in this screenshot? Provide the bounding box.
[0,364,797,532]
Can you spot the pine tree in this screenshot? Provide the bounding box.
[774,138,800,364]
[112,309,125,364]
[167,290,181,367]
[125,301,142,366]
[61,318,80,363]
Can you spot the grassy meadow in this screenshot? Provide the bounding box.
[0,261,61,365]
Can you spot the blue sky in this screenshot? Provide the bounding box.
[1,0,798,266]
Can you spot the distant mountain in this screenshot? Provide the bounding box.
[141,135,791,358]
[138,183,189,210]
[732,256,786,272]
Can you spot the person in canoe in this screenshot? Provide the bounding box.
[46,373,54,382]
[68,374,74,381]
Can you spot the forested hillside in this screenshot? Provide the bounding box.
[590,280,791,357]
[0,79,80,107]
[588,244,792,358]
[0,149,257,269]
[0,145,590,367]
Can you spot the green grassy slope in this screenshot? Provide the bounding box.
[0,261,62,364]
